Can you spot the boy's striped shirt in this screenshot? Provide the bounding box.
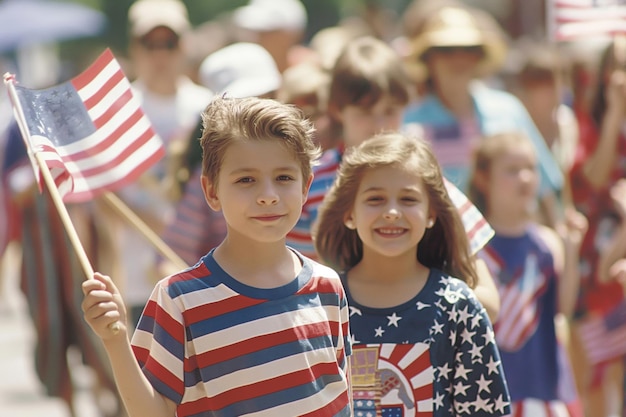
[131,250,352,416]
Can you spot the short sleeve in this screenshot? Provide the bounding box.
[448,283,511,416]
[131,282,187,404]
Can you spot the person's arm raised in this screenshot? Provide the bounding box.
[82,273,177,417]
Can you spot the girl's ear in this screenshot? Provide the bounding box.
[344,215,356,230]
[201,175,221,212]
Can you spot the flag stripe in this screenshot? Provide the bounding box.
[577,314,626,364]
[79,69,126,114]
[71,49,116,90]
[549,0,626,40]
[13,48,164,202]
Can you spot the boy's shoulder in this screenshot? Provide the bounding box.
[301,253,340,279]
[155,260,212,293]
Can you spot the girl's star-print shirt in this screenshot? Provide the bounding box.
[343,269,511,417]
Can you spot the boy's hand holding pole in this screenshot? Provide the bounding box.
[82,273,128,340]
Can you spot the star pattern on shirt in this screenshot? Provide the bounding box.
[472,395,495,413]
[476,374,493,394]
[347,273,510,416]
[386,312,401,327]
[470,313,482,329]
[349,306,362,317]
[486,357,502,375]
[461,328,476,344]
[416,301,430,310]
[430,320,444,336]
[493,394,509,414]
[455,363,471,380]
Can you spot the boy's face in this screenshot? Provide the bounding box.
[201,139,313,244]
[336,97,405,149]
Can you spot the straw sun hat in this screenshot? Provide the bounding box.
[405,6,508,81]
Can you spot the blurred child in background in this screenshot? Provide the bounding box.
[286,35,501,320]
[469,131,587,416]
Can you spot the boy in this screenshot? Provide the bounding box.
[285,36,501,320]
[82,97,353,417]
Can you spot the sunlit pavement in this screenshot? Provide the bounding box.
[0,243,104,417]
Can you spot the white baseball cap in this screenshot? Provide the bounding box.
[199,42,282,98]
[232,0,307,33]
[128,0,190,37]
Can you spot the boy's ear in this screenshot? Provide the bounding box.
[201,175,221,212]
[302,173,314,202]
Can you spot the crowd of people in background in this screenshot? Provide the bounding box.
[1,0,626,416]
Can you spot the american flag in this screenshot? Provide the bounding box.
[548,0,626,41]
[576,300,626,365]
[479,248,549,351]
[5,49,164,202]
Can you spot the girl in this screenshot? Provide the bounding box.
[315,132,510,416]
[468,132,588,416]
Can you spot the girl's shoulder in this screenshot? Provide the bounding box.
[430,269,480,309]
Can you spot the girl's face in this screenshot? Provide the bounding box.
[346,165,434,259]
[486,145,539,218]
[336,97,405,150]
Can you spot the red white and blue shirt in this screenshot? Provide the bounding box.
[478,227,582,416]
[131,250,352,416]
[344,269,511,416]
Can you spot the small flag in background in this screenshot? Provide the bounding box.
[9,48,164,202]
[576,300,626,366]
[548,0,626,41]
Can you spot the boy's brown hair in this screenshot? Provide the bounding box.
[328,36,412,114]
[200,97,320,188]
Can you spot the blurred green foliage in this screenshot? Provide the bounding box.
[52,0,412,74]
[80,0,412,51]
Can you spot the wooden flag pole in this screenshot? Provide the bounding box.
[101,191,188,270]
[34,152,95,278]
[35,154,120,335]
[3,73,121,333]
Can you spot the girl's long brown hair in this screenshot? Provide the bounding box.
[314,132,478,287]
